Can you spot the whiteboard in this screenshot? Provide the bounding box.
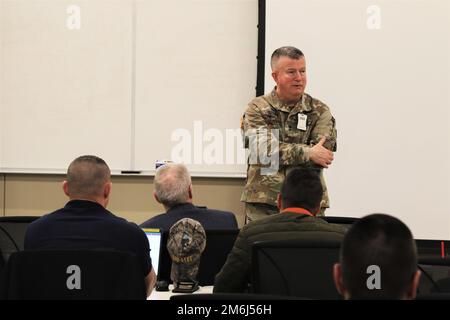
[265,0,450,239]
[0,0,257,177]
[134,0,256,177]
[0,0,133,173]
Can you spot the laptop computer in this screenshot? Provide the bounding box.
[142,228,162,276]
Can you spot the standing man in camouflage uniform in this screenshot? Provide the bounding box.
[241,46,337,222]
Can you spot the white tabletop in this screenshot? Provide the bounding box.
[149,285,214,300]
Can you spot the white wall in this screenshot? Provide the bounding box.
[266,0,450,239]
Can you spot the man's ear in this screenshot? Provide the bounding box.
[62,181,70,197]
[153,191,161,204]
[272,71,278,84]
[406,270,421,300]
[277,193,282,211]
[188,184,193,200]
[333,263,346,298]
[104,182,112,199]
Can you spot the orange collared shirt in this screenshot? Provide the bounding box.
[280,207,314,217]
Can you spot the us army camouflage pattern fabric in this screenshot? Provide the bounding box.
[241,88,337,211]
[167,218,206,282]
[244,202,280,223]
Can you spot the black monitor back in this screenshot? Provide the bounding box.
[158,229,239,286]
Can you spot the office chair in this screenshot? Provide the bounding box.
[251,236,342,299]
[320,216,358,230]
[158,229,239,286]
[416,257,450,300]
[0,249,146,300]
[417,257,450,295]
[0,216,40,265]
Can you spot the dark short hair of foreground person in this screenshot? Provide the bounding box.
[333,213,421,300]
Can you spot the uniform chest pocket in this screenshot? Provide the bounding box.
[285,113,318,144]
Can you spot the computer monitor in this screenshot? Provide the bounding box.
[157,229,239,285]
[141,228,162,276]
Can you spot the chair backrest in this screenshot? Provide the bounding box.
[0,216,40,265]
[158,229,239,285]
[417,257,450,294]
[0,250,146,300]
[251,237,342,299]
[320,216,358,231]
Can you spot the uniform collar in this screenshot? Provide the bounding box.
[280,207,314,217]
[266,87,312,113]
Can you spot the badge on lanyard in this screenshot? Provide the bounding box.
[297,113,307,131]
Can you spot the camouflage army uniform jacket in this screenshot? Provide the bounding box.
[213,210,346,293]
[240,89,337,208]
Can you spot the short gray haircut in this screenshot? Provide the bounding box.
[154,163,191,208]
[270,46,304,70]
[67,155,111,198]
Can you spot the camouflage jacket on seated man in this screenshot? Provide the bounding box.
[240,89,337,209]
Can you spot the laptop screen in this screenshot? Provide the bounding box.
[142,228,162,276]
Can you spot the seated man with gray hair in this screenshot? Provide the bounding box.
[140,163,238,231]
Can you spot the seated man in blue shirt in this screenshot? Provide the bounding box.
[140,163,238,231]
[25,155,156,297]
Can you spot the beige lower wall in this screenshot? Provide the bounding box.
[2,174,246,227]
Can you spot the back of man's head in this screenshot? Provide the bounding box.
[338,214,419,299]
[66,155,111,198]
[280,167,323,213]
[154,163,191,208]
[271,46,304,70]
